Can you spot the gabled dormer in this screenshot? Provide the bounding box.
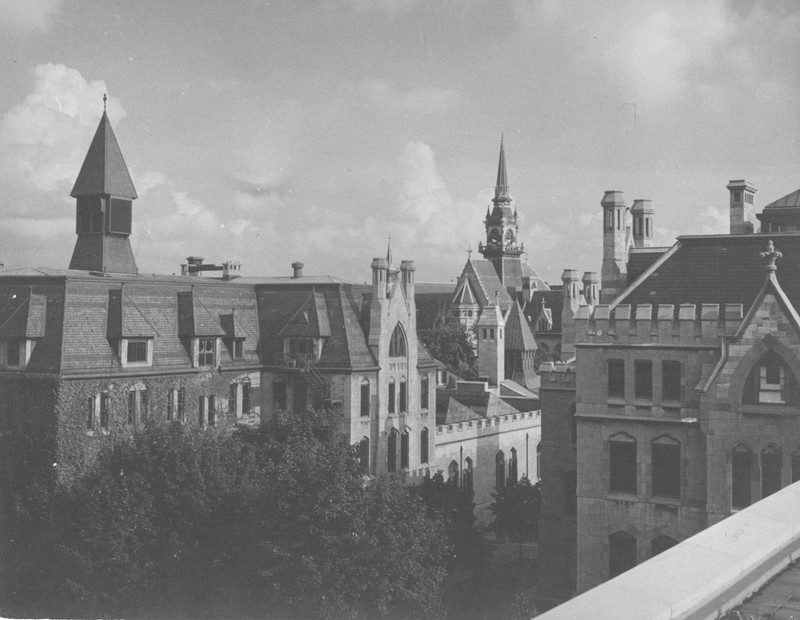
[0,289,46,370]
[277,291,330,364]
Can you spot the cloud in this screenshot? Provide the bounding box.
[0,0,62,33]
[2,63,123,193]
[360,80,461,115]
[699,206,729,235]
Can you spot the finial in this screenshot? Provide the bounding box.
[103,93,107,112]
[760,240,782,272]
[386,235,392,267]
[467,245,472,258]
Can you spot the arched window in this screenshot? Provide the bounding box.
[762,445,782,499]
[651,536,677,557]
[420,427,429,464]
[399,377,407,413]
[609,433,637,495]
[388,378,396,414]
[359,437,369,475]
[652,436,681,499]
[389,324,407,357]
[496,450,506,490]
[463,457,473,491]
[743,351,799,405]
[732,443,752,509]
[608,531,637,578]
[448,460,459,486]
[509,448,519,484]
[360,378,370,417]
[400,429,410,470]
[387,429,398,473]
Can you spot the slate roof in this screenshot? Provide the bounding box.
[626,247,670,284]
[461,258,513,309]
[616,233,800,310]
[763,188,800,210]
[0,289,46,338]
[527,290,563,334]
[436,390,523,425]
[505,301,538,351]
[278,292,331,338]
[71,112,138,199]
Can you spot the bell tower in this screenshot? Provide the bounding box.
[69,95,138,274]
[479,136,524,263]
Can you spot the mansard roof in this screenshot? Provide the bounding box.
[71,112,138,199]
[278,291,331,338]
[0,288,46,338]
[615,233,800,310]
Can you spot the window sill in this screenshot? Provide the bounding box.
[633,399,653,407]
[607,492,638,502]
[651,496,681,506]
[606,397,626,405]
[736,404,800,416]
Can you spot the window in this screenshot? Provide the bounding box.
[496,450,506,490]
[651,536,677,558]
[387,429,397,473]
[242,382,250,413]
[127,388,147,426]
[448,460,459,485]
[662,361,682,401]
[400,429,409,470]
[634,360,652,400]
[360,378,370,417]
[232,338,245,360]
[87,396,95,429]
[167,387,186,422]
[420,427,429,464]
[608,359,625,398]
[509,448,519,484]
[198,338,216,367]
[229,381,251,418]
[743,351,799,405]
[127,339,148,364]
[732,444,752,509]
[608,531,637,578]
[389,324,407,357]
[6,340,20,367]
[388,379,396,414]
[359,437,369,475]
[208,396,216,426]
[564,470,577,515]
[652,437,681,499]
[200,395,216,428]
[420,374,429,410]
[288,338,314,359]
[792,449,800,483]
[273,379,286,411]
[399,377,407,413]
[609,435,637,494]
[463,457,474,491]
[761,446,782,499]
[127,390,137,424]
[177,387,185,422]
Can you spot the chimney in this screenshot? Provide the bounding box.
[183,256,204,277]
[222,260,241,281]
[400,260,415,302]
[631,199,654,248]
[371,257,388,300]
[582,272,600,306]
[291,261,304,279]
[727,180,757,235]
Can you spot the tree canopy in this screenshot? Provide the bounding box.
[489,476,542,554]
[419,323,478,380]
[1,410,449,619]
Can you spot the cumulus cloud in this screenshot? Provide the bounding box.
[360,80,461,115]
[699,205,729,235]
[0,0,62,33]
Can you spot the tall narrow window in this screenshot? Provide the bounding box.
[387,429,397,473]
[140,390,148,424]
[399,377,407,413]
[359,437,369,475]
[400,429,409,470]
[177,387,186,422]
[448,460,459,486]
[496,450,506,490]
[273,379,286,411]
[87,396,95,429]
[652,437,681,498]
[420,373,429,410]
[608,359,625,398]
[536,442,542,479]
[199,396,205,427]
[241,381,250,414]
[662,361,682,401]
[609,435,637,494]
[608,531,637,578]
[509,448,518,484]
[389,324,407,357]
[127,390,137,424]
[634,360,652,400]
[761,446,782,499]
[388,379,396,414]
[168,389,175,421]
[420,427,429,464]
[229,383,237,414]
[463,457,473,491]
[208,396,216,427]
[732,444,752,509]
[792,449,800,483]
[99,393,110,428]
[360,378,370,417]
[651,536,677,558]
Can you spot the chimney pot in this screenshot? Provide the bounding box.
[291,261,304,278]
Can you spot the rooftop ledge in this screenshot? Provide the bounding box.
[538,481,800,620]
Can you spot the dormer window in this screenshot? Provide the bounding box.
[389,324,407,357]
[232,338,245,360]
[1,339,34,370]
[120,338,152,367]
[194,337,218,368]
[743,351,799,405]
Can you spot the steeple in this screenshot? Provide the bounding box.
[494,134,511,205]
[68,97,138,274]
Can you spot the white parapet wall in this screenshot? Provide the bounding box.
[538,480,800,620]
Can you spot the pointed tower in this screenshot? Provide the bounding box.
[69,98,138,274]
[479,137,524,272]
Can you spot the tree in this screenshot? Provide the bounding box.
[420,323,478,380]
[416,471,487,570]
[490,476,542,559]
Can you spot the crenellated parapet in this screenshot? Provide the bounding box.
[574,303,744,345]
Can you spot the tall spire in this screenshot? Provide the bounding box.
[493,134,510,204]
[386,236,393,269]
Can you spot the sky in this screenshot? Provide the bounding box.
[0,0,798,285]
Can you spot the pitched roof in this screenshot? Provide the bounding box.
[616,233,800,310]
[71,112,138,199]
[526,290,562,333]
[505,301,538,351]
[278,291,331,338]
[763,188,800,210]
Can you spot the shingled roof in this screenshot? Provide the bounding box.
[505,300,537,351]
[71,112,138,199]
[0,289,46,338]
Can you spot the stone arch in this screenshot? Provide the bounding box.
[729,335,800,409]
[389,323,407,357]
